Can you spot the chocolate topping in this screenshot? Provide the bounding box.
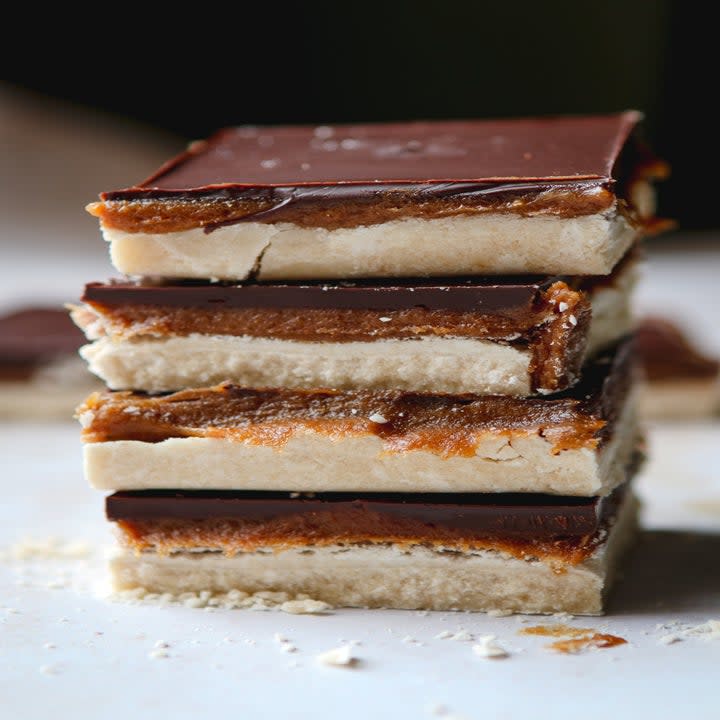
[106,115,640,197]
[106,489,607,538]
[0,308,85,363]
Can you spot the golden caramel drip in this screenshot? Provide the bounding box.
[520,625,627,653]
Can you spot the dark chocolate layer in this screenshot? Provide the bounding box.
[83,275,555,313]
[107,489,606,538]
[105,115,641,197]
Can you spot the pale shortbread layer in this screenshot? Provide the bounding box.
[109,494,638,614]
[84,393,638,495]
[78,262,634,395]
[104,209,635,280]
[640,379,720,420]
[82,335,533,395]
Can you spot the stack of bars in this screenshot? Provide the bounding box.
[73,112,667,614]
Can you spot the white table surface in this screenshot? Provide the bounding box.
[1,420,719,720]
[1,93,719,719]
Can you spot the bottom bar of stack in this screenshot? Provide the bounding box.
[107,486,638,615]
[78,340,640,614]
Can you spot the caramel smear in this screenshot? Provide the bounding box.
[520,624,627,654]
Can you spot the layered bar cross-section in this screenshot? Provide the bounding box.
[106,483,639,614]
[74,255,634,396]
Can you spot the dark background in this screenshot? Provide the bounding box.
[3,1,715,229]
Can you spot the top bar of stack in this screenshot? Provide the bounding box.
[89,112,663,280]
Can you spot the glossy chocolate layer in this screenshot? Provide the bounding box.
[107,115,640,195]
[107,489,606,537]
[83,275,558,313]
[637,317,719,381]
[92,114,659,233]
[79,339,632,454]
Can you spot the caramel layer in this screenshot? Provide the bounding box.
[90,183,616,234]
[78,340,632,456]
[114,517,604,566]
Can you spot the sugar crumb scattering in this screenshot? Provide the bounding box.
[111,586,332,614]
[657,619,720,645]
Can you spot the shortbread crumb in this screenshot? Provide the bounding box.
[316,645,357,667]
[472,635,509,659]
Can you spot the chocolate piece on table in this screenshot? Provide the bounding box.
[637,317,719,419]
[0,308,98,419]
[88,113,665,280]
[78,340,639,497]
[74,253,635,396]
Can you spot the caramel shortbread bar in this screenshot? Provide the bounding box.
[106,483,639,614]
[0,308,99,419]
[78,340,638,496]
[637,317,719,419]
[74,255,634,396]
[88,113,665,280]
